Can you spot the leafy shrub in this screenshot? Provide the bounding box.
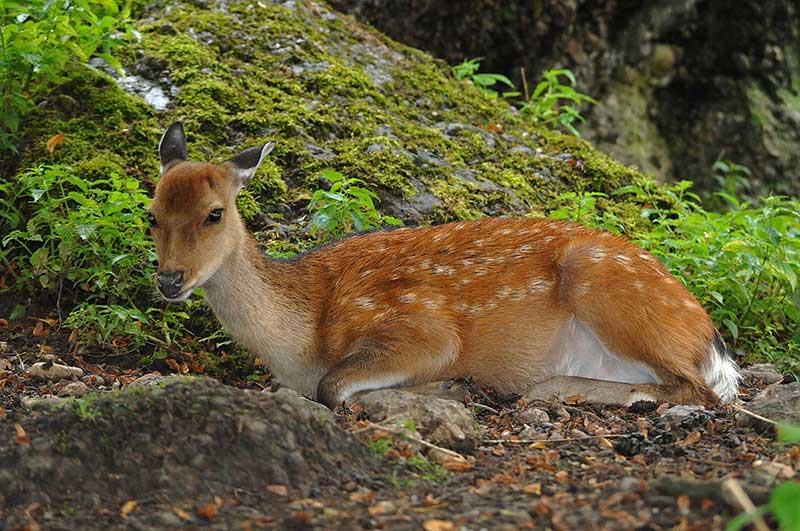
[518,68,597,137]
[549,182,800,374]
[0,0,137,153]
[1,164,193,349]
[308,169,402,241]
[452,59,595,136]
[453,58,516,98]
[707,158,754,210]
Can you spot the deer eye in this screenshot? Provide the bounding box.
[205,208,223,225]
[147,212,158,228]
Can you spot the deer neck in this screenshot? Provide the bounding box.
[202,231,323,396]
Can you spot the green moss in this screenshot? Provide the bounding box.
[1,0,684,369]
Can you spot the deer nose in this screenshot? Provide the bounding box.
[157,271,185,298]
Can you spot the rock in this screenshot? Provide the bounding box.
[738,382,800,427]
[28,362,84,380]
[740,363,783,388]
[82,374,105,387]
[22,395,66,409]
[619,476,640,491]
[58,381,91,397]
[3,377,376,517]
[660,405,708,422]
[357,389,479,451]
[518,426,546,441]
[516,407,550,426]
[128,372,166,388]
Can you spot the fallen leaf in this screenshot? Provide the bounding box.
[564,394,586,405]
[165,358,180,371]
[682,431,702,446]
[266,484,288,497]
[444,459,475,472]
[15,424,30,445]
[120,500,137,516]
[492,444,506,456]
[555,470,569,483]
[523,482,542,495]
[46,133,65,154]
[597,436,614,449]
[32,321,46,337]
[349,491,375,504]
[290,511,312,525]
[367,503,387,516]
[196,503,218,520]
[174,508,191,521]
[423,519,456,531]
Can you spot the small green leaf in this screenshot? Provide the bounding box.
[770,481,800,531]
[776,423,800,443]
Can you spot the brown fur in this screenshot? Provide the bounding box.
[150,160,722,409]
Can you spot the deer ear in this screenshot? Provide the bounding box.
[227,141,276,190]
[159,122,188,174]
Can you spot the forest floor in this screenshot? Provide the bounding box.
[1,318,797,531]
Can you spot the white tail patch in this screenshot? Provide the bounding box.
[701,338,740,403]
[552,317,661,384]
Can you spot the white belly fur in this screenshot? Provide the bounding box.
[551,316,662,384]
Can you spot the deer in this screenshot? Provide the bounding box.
[148,123,741,410]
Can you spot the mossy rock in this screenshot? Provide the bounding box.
[2,0,659,244]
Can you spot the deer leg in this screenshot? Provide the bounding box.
[524,375,715,406]
[316,326,459,410]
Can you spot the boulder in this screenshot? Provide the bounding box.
[1,377,377,519]
[357,389,478,451]
[738,382,800,427]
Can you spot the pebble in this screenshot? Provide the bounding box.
[22,395,66,409]
[128,372,165,388]
[516,407,550,426]
[28,362,84,380]
[58,381,91,397]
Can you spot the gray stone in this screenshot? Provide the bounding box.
[739,382,800,427]
[128,372,166,388]
[357,389,479,451]
[22,395,66,409]
[740,363,783,388]
[516,407,550,426]
[28,362,84,380]
[660,405,708,421]
[58,381,91,397]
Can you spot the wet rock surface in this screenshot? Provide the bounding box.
[332,0,800,194]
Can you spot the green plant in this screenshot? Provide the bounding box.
[519,68,597,136]
[452,59,595,136]
[367,435,394,455]
[1,163,199,352]
[0,0,138,153]
[407,454,448,484]
[3,164,153,298]
[73,393,102,420]
[453,57,517,98]
[708,158,754,210]
[308,169,402,241]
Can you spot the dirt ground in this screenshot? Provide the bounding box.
[1,320,797,531]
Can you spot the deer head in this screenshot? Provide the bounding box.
[148,122,275,301]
